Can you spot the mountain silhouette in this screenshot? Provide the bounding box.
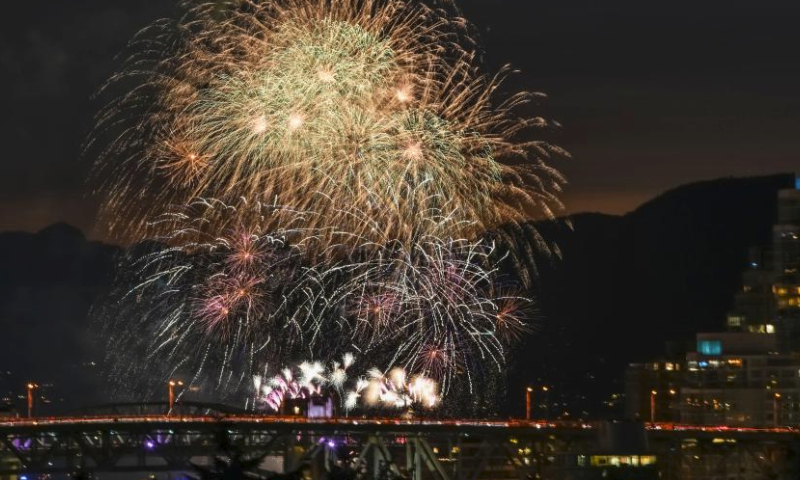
[0,173,794,416]
[0,223,120,411]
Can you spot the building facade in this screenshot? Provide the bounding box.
[625,176,800,427]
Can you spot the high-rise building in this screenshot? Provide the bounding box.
[773,187,800,352]
[625,175,800,427]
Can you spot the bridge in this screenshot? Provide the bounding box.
[1,403,798,480]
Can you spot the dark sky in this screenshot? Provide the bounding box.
[1,0,799,239]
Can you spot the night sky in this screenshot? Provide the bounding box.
[1,0,799,239]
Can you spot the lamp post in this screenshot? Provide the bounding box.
[526,387,533,421]
[168,380,184,413]
[26,383,38,419]
[774,393,782,428]
[650,390,657,424]
[669,389,677,422]
[542,386,550,421]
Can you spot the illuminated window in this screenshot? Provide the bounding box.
[748,325,770,333]
[727,316,743,327]
[766,324,776,333]
[727,358,743,367]
[698,340,722,356]
[640,456,657,466]
[665,363,675,371]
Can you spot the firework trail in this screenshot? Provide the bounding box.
[103,198,528,396]
[94,0,565,409]
[101,198,332,396]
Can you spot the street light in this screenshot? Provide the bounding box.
[774,393,782,427]
[168,380,184,413]
[650,390,658,424]
[668,389,677,421]
[26,383,38,419]
[542,386,550,421]
[526,387,533,421]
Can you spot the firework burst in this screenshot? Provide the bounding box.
[94,0,565,409]
[91,0,566,245]
[254,358,439,413]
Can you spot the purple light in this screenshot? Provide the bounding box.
[145,440,156,450]
[327,440,336,448]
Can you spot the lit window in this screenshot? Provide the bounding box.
[698,340,722,356]
[727,316,743,327]
[640,455,657,466]
[766,324,776,334]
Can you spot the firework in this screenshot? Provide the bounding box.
[104,198,526,395]
[95,0,565,409]
[254,359,438,413]
[328,234,527,391]
[91,0,566,245]
[361,367,439,410]
[101,198,335,395]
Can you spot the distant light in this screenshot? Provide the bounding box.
[21,476,28,480]
[327,440,336,448]
[795,177,800,190]
[145,440,156,450]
